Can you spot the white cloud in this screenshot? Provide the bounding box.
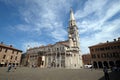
[80,18,120,54]
[75,0,108,19]
[22,41,46,52]
[15,0,73,40]
[75,0,120,54]
[15,24,32,31]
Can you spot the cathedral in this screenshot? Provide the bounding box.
[26,9,83,69]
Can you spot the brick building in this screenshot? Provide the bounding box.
[0,42,22,67]
[89,37,120,69]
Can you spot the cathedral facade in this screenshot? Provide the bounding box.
[26,9,83,69]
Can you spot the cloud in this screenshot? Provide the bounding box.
[15,24,32,31]
[22,41,46,52]
[75,0,108,19]
[75,0,120,54]
[14,0,73,40]
[81,20,120,53]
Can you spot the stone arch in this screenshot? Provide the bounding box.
[115,60,120,67]
[93,61,98,68]
[98,61,103,68]
[109,61,115,67]
[5,63,7,67]
[0,64,3,67]
[103,61,109,68]
[37,56,42,67]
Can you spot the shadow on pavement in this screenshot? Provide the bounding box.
[99,71,120,80]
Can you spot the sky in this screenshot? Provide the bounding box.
[0,0,120,54]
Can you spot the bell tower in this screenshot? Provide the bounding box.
[68,9,80,49]
[67,9,83,68]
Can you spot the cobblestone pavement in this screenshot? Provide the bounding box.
[0,67,119,80]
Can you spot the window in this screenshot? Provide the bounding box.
[107,46,110,50]
[106,53,112,58]
[5,49,7,53]
[12,50,14,54]
[10,56,13,59]
[111,46,113,49]
[114,46,117,49]
[97,54,100,58]
[103,53,107,58]
[91,54,96,59]
[117,45,120,49]
[16,51,19,55]
[57,48,59,51]
[91,49,94,52]
[15,56,17,60]
[48,48,50,51]
[0,47,2,52]
[3,55,6,59]
[101,53,104,58]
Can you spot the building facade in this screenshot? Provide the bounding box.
[89,38,120,69]
[0,42,22,67]
[26,9,83,69]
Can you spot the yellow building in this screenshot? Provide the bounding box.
[0,42,22,67]
[89,38,120,69]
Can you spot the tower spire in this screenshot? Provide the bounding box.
[69,8,77,26]
[70,8,75,21]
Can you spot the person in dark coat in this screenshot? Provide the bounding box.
[103,66,110,80]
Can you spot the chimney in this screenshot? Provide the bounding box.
[118,37,120,41]
[114,39,116,42]
[107,41,109,43]
[10,45,12,47]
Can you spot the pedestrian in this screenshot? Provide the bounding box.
[90,66,93,71]
[7,64,12,72]
[13,65,17,72]
[103,66,110,80]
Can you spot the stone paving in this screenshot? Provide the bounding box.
[0,67,120,80]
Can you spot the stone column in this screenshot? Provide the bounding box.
[65,51,66,68]
[56,52,57,68]
[59,52,61,68]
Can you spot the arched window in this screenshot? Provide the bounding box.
[103,61,109,68]
[109,61,115,67]
[93,61,98,68]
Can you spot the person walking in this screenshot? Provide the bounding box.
[7,64,12,72]
[13,64,17,72]
[103,66,110,80]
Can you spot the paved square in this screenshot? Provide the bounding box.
[0,67,119,80]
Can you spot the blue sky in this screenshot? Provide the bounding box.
[0,0,120,54]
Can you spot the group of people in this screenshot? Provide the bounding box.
[7,64,17,72]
